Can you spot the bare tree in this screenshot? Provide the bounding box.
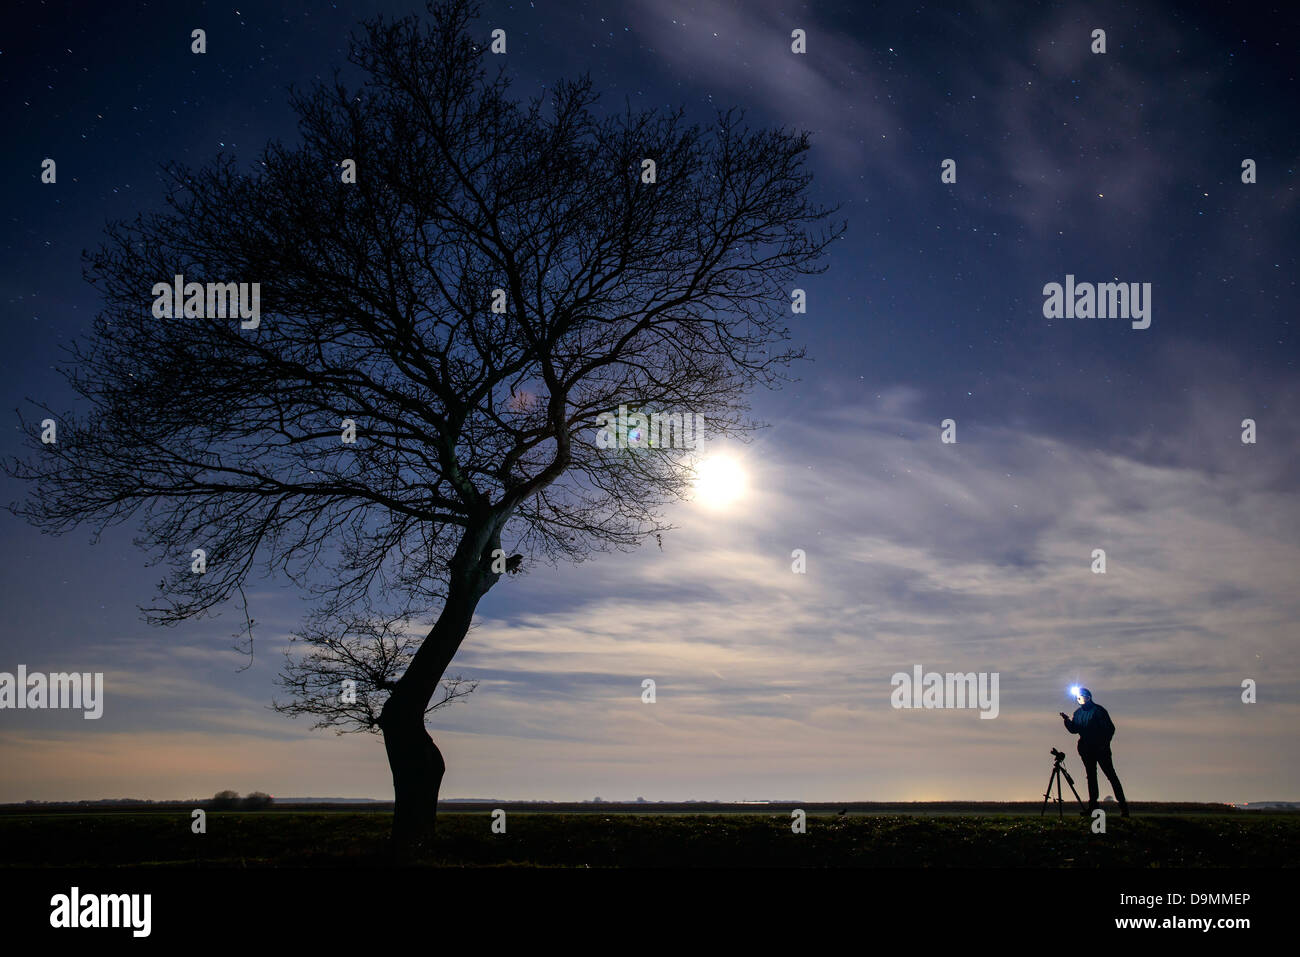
[6,0,841,843]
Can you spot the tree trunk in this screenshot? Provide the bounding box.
[381,694,446,847]
[379,523,502,847]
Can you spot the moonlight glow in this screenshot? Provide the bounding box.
[693,456,747,509]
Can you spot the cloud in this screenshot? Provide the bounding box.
[629,0,911,181]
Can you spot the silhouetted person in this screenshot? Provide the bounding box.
[1059,688,1130,817]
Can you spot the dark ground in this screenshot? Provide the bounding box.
[2,803,1296,867]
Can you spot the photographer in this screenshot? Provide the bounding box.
[1059,688,1130,818]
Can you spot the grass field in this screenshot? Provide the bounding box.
[2,807,1297,867]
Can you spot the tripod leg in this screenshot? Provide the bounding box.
[1065,775,1084,806]
[1041,767,1058,816]
[1056,770,1064,820]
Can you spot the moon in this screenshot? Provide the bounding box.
[692,455,748,509]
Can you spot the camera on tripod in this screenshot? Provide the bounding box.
[1042,746,1083,818]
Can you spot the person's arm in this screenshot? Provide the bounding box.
[1060,711,1077,733]
[1100,707,1115,740]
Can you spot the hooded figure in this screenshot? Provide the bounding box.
[1060,688,1130,817]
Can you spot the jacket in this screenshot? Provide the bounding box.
[1063,702,1115,752]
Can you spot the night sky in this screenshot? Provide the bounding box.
[2,0,1298,803]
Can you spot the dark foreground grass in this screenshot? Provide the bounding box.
[2,811,1297,867]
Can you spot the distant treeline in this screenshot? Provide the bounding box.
[12,791,276,810]
[208,791,274,810]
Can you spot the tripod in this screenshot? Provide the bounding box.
[1041,747,1084,819]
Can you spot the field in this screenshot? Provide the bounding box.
[2,803,1297,868]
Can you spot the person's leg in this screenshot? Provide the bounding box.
[1097,751,1129,815]
[1081,750,1100,808]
